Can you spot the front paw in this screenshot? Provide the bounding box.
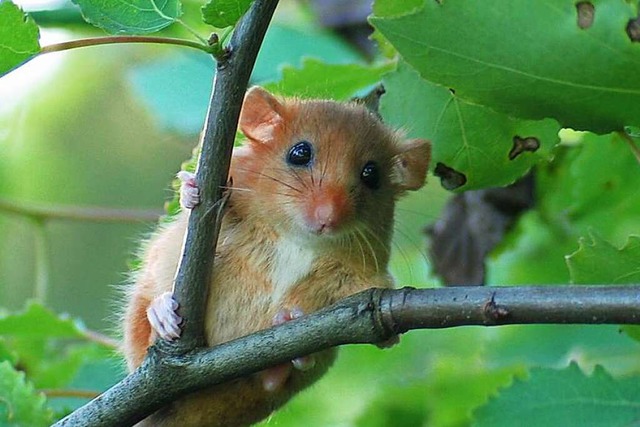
[147,292,182,341]
[260,307,315,392]
[177,171,200,210]
[274,307,315,371]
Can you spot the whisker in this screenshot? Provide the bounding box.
[352,231,367,272]
[356,227,379,273]
[392,224,431,271]
[235,167,303,194]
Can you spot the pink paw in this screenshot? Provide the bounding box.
[147,291,182,341]
[260,307,315,392]
[177,171,200,210]
[274,308,315,371]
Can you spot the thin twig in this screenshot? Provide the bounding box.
[618,130,640,164]
[81,329,121,349]
[40,36,213,55]
[0,197,162,223]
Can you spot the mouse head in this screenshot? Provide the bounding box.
[233,87,430,255]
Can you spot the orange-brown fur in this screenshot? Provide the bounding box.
[123,87,430,426]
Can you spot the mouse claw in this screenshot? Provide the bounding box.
[177,171,200,210]
[147,291,182,341]
[273,307,316,371]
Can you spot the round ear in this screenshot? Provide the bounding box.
[392,139,431,191]
[239,86,286,143]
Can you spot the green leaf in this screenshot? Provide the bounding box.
[263,58,394,100]
[0,361,52,426]
[0,0,40,77]
[372,0,640,134]
[372,0,424,18]
[474,363,640,427]
[0,339,17,365]
[489,132,640,285]
[72,0,181,34]
[566,234,640,284]
[381,61,560,190]
[201,0,252,28]
[0,302,85,339]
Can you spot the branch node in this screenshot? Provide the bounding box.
[483,292,510,323]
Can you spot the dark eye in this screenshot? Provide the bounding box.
[287,141,313,166]
[361,161,381,189]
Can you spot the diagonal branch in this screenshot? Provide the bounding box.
[170,0,280,351]
[52,285,640,426]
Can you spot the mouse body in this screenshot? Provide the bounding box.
[123,87,430,426]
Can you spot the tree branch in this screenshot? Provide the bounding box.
[170,0,280,352]
[52,285,640,426]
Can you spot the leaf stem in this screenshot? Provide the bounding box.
[81,329,121,349]
[32,218,51,305]
[618,130,640,164]
[0,197,162,223]
[40,36,214,56]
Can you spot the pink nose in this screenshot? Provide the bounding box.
[305,187,351,234]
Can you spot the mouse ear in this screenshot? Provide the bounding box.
[239,86,285,143]
[393,139,431,191]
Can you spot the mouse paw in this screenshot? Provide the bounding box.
[274,307,315,371]
[260,307,316,392]
[177,171,200,210]
[147,291,182,341]
[260,363,292,393]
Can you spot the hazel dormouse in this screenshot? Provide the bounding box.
[123,86,430,426]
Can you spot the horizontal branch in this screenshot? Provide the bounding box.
[0,197,162,223]
[54,285,640,427]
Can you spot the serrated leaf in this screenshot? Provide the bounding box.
[381,61,560,191]
[72,0,181,34]
[0,361,52,426]
[372,0,640,134]
[566,234,640,284]
[474,363,640,427]
[0,0,40,77]
[263,58,393,100]
[0,302,85,339]
[201,0,252,28]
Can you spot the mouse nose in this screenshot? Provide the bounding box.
[305,186,351,234]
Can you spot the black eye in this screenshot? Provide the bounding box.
[361,161,381,189]
[287,141,313,166]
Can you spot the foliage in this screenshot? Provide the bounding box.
[1,0,640,426]
[475,363,640,427]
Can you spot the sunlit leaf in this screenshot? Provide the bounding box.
[264,58,393,100]
[0,0,40,77]
[201,0,252,28]
[72,0,181,34]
